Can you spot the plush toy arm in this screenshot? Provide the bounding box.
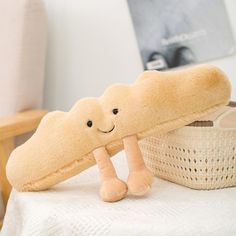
[93,147,127,202]
[123,135,154,195]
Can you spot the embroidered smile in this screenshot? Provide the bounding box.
[97,125,115,133]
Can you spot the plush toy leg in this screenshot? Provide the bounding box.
[93,146,128,202]
[123,135,154,196]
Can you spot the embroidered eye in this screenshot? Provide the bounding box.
[112,108,119,115]
[87,120,93,127]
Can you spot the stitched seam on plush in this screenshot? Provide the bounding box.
[21,101,228,191]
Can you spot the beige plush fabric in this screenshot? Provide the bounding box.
[0,0,47,117]
[6,65,231,191]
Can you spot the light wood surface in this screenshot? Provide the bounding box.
[0,138,14,208]
[0,109,48,141]
[0,109,47,227]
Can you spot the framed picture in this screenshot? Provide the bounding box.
[127,0,235,70]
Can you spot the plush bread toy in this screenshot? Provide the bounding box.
[6,65,231,202]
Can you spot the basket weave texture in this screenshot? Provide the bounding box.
[140,107,236,190]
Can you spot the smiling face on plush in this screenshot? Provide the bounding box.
[69,97,120,146]
[6,65,231,195]
[69,84,143,146]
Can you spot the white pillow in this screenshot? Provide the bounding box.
[0,0,47,116]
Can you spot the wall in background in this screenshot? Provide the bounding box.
[211,0,236,98]
[43,0,236,111]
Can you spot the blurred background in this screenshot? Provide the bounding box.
[0,0,236,223]
[128,0,235,70]
[43,0,236,111]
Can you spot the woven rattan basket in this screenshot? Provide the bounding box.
[140,102,236,190]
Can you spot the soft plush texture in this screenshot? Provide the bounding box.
[7,65,231,197]
[3,154,236,236]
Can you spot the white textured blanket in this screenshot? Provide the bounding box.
[2,152,236,236]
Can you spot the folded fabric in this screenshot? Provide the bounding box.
[7,65,231,195]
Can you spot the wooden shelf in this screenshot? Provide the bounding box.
[0,110,48,141]
[0,109,48,228]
